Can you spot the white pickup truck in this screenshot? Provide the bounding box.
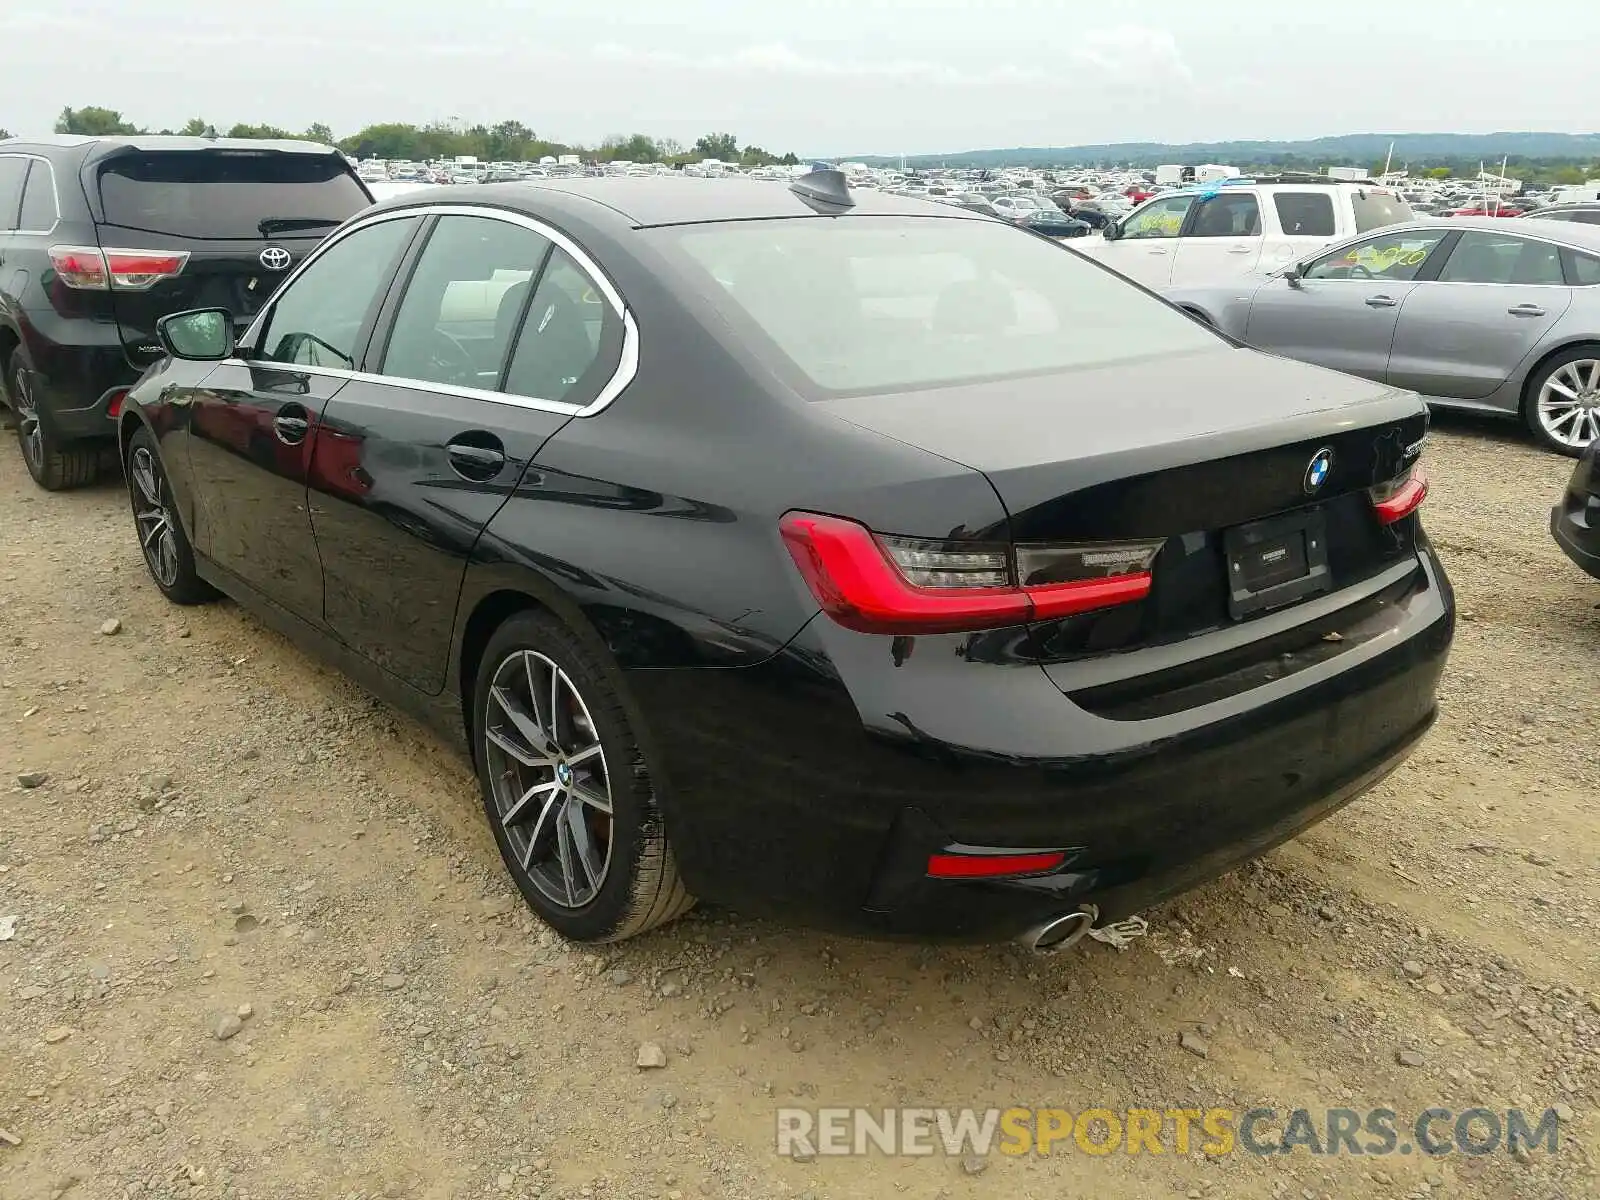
[1070,180,1415,290]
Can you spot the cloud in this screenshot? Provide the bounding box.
[1069,25,1191,81]
[591,42,1052,87]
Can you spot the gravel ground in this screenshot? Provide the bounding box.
[1,414,1596,1200]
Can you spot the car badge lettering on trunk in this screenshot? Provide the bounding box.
[1304,448,1333,494]
[259,246,291,271]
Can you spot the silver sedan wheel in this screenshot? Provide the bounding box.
[482,649,613,909]
[130,447,181,588]
[1536,359,1600,449]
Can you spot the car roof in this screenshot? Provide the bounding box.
[366,176,986,230]
[1,134,342,160]
[1387,215,1600,249]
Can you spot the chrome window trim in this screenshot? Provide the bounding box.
[0,153,62,236]
[237,203,637,417]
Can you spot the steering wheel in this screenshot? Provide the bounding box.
[423,329,476,386]
[1347,264,1375,280]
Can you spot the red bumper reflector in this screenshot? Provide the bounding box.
[926,850,1068,879]
[1373,465,1428,524]
[106,390,127,419]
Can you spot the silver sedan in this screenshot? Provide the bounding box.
[1163,217,1600,455]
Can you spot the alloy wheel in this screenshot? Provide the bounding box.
[12,372,43,470]
[482,649,614,909]
[130,447,181,588]
[1536,359,1600,449]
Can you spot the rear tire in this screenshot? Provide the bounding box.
[6,348,101,491]
[1522,344,1600,457]
[472,609,694,943]
[125,425,217,605]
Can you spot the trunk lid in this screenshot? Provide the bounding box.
[90,147,370,366]
[822,345,1428,653]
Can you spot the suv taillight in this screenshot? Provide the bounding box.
[48,246,189,291]
[779,512,1162,635]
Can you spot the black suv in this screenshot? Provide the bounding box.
[0,136,373,489]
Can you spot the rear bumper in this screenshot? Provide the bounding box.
[630,544,1454,942]
[14,309,138,441]
[1551,451,1600,581]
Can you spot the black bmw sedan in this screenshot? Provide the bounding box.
[117,172,1454,948]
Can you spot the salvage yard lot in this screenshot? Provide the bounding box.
[1,417,1597,1200]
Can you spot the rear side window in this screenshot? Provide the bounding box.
[1350,190,1415,233]
[0,157,27,232]
[1189,193,1260,237]
[1563,249,1600,286]
[18,161,59,231]
[1273,192,1336,237]
[1438,232,1563,286]
[98,151,370,239]
[660,216,1221,396]
[1534,210,1574,222]
[503,249,624,406]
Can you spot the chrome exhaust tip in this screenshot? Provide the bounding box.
[1015,904,1100,955]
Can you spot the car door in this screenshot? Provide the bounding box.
[1242,227,1452,382]
[1092,194,1195,288]
[1387,230,1572,400]
[1167,191,1263,285]
[307,209,630,695]
[184,214,423,620]
[1263,190,1340,275]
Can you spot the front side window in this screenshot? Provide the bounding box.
[254,216,419,368]
[1438,232,1563,285]
[503,248,622,405]
[1304,229,1449,282]
[1189,193,1260,238]
[659,215,1222,396]
[379,215,553,390]
[1118,195,1193,240]
[18,161,59,231]
[1273,192,1336,237]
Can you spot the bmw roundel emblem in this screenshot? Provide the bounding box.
[1303,448,1334,494]
[555,760,573,788]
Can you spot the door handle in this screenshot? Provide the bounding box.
[1226,246,1253,254]
[272,404,311,446]
[1147,248,1168,255]
[446,436,506,482]
[1507,304,1547,317]
[1364,295,1398,308]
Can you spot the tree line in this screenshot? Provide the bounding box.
[6,107,800,168]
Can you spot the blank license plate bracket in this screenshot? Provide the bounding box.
[1224,508,1331,620]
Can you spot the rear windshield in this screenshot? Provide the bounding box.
[655,216,1222,396]
[98,151,369,239]
[1351,190,1416,233]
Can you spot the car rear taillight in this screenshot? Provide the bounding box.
[1369,462,1428,524]
[48,246,189,291]
[779,511,1162,635]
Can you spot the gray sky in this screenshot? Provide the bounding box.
[2,0,1594,155]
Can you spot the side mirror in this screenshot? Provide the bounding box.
[1283,263,1304,289]
[157,308,235,361]
[1102,220,1123,241]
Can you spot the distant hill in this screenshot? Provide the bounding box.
[842,132,1600,169]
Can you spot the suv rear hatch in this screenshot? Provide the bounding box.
[87,147,371,364]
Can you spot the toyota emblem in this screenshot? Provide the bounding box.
[258,246,291,271]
